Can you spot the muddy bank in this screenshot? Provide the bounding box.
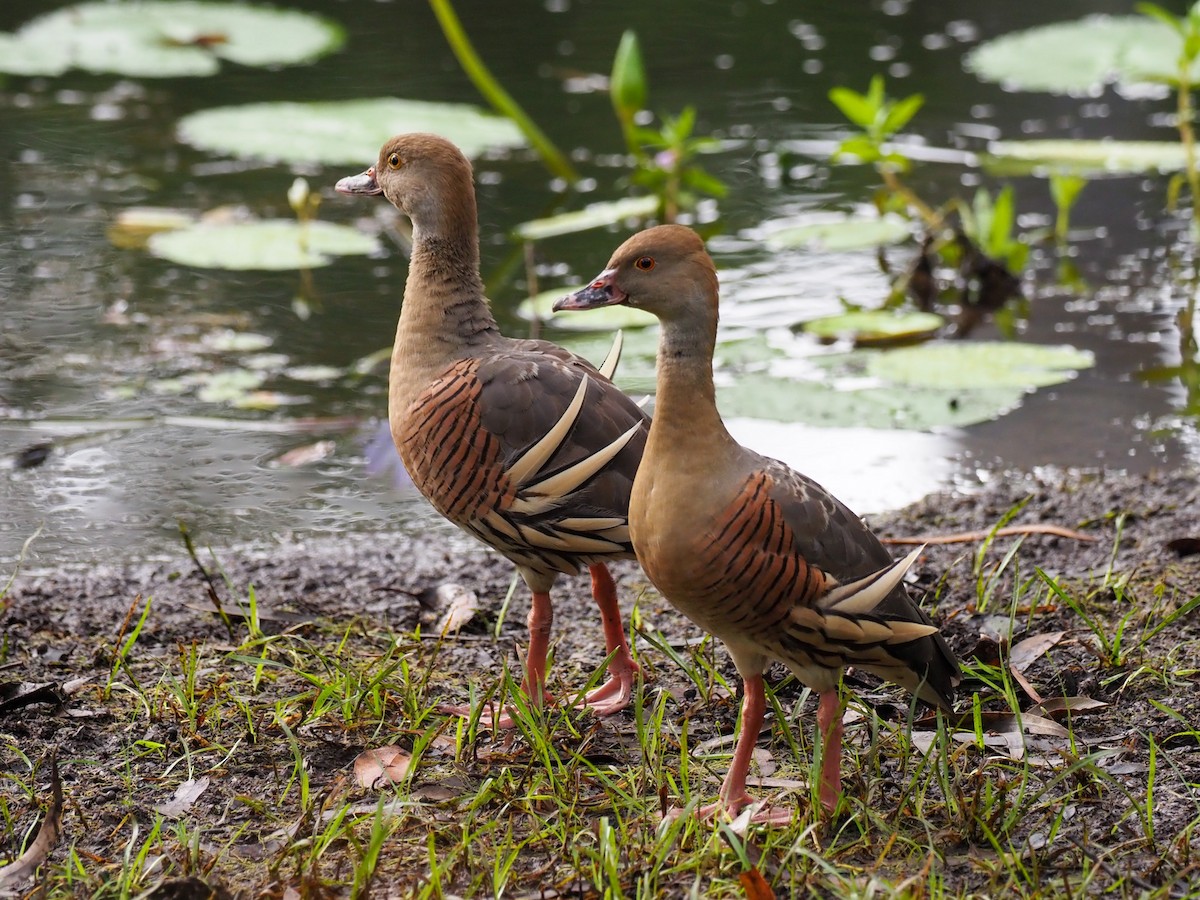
[2,465,1199,895]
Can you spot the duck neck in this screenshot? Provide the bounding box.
[392,200,499,403]
[646,311,737,459]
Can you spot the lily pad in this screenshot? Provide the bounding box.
[863,341,1094,389]
[763,213,911,252]
[985,140,1188,175]
[512,197,660,242]
[520,289,657,332]
[178,98,526,166]
[803,310,944,346]
[965,16,1195,95]
[0,2,344,78]
[717,374,1027,430]
[148,220,379,270]
[107,207,199,250]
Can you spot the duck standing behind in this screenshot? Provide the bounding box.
[555,224,960,820]
[337,134,651,726]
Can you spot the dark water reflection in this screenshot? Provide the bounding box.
[0,0,1195,566]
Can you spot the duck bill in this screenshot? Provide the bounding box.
[553,270,627,311]
[335,167,383,196]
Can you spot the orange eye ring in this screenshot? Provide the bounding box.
[635,256,655,271]
[387,153,403,170]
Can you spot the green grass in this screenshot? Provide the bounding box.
[2,527,1200,898]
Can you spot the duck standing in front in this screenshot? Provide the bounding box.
[555,224,960,821]
[336,134,651,727]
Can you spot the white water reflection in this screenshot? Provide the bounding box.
[725,417,957,515]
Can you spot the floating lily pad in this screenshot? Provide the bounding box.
[716,374,1026,430]
[803,310,944,346]
[520,289,657,331]
[195,368,267,404]
[512,196,660,242]
[0,2,344,78]
[566,328,1093,428]
[178,98,526,166]
[965,16,1195,95]
[985,140,1188,175]
[763,213,911,251]
[148,220,379,270]
[107,207,199,250]
[863,341,1094,389]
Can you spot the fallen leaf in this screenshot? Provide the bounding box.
[747,776,809,790]
[353,745,412,789]
[739,867,776,900]
[0,682,67,717]
[750,747,776,777]
[1009,665,1043,705]
[272,440,336,467]
[986,712,1069,738]
[1030,696,1108,719]
[910,731,939,755]
[434,584,481,635]
[1009,631,1069,673]
[0,753,62,889]
[155,777,211,819]
[1167,537,1200,557]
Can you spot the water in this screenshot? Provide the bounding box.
[1,0,1195,566]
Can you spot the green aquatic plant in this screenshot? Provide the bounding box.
[829,74,935,226]
[610,30,727,222]
[1138,2,1200,230]
[1049,173,1088,247]
[828,75,1029,334]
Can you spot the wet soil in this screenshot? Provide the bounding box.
[2,466,1200,896]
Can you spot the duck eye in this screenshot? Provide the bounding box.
[387,153,403,170]
[634,256,655,271]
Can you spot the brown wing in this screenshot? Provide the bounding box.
[396,344,649,582]
[693,456,959,709]
[760,457,960,708]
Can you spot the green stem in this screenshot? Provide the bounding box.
[1177,65,1200,235]
[427,0,579,184]
[881,168,940,228]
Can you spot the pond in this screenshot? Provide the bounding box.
[1,0,1196,568]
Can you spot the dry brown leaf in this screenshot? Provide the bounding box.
[1009,631,1069,673]
[0,682,67,717]
[1030,696,1108,719]
[272,440,336,468]
[739,867,776,900]
[434,584,481,636]
[985,712,1069,738]
[750,747,776,777]
[353,745,413,790]
[0,754,62,889]
[910,731,939,755]
[1167,537,1200,557]
[748,776,809,790]
[155,777,211,819]
[1009,665,1043,705]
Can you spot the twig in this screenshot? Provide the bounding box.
[882,524,1097,546]
[178,521,234,639]
[0,752,63,889]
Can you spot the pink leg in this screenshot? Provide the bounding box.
[816,689,844,813]
[522,589,554,703]
[577,564,641,716]
[690,674,793,826]
[438,589,555,730]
